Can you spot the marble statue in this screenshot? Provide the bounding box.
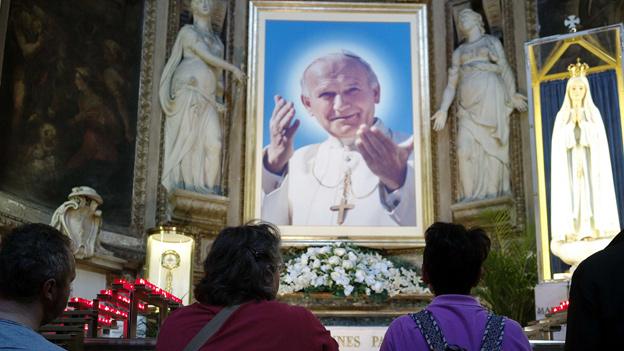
[550,61,620,268]
[432,8,527,202]
[51,186,106,259]
[159,0,245,194]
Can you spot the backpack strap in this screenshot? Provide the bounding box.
[410,310,448,351]
[479,313,506,351]
[182,304,241,351]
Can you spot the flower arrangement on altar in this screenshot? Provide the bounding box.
[278,243,429,298]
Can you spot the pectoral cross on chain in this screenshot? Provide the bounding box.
[330,169,355,225]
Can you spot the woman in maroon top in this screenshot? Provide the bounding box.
[156,222,338,351]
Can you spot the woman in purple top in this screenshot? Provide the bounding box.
[381,222,532,351]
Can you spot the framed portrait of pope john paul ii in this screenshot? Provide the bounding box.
[245,1,433,247]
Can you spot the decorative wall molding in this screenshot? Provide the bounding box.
[168,189,229,229]
[502,0,527,231]
[129,0,158,238]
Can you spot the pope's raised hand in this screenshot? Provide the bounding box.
[264,95,300,174]
[355,124,414,192]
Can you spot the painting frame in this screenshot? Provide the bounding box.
[245,1,433,247]
[0,0,170,245]
[526,24,624,281]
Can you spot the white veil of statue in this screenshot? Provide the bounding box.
[550,62,620,266]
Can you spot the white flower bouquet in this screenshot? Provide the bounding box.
[279,243,429,298]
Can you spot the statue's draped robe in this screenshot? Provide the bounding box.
[550,102,620,242]
[160,25,224,193]
[453,34,516,200]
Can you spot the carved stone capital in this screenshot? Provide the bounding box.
[99,230,146,264]
[450,195,515,229]
[168,189,229,230]
[77,253,130,272]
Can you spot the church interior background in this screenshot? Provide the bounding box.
[1,0,623,349]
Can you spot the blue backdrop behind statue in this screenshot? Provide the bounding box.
[540,69,624,273]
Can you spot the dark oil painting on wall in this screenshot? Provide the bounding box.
[0,0,144,230]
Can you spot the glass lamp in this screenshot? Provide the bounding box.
[145,226,194,305]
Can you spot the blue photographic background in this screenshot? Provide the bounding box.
[262,20,414,149]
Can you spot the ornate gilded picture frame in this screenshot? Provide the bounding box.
[526,24,624,281]
[245,1,433,247]
[0,0,166,241]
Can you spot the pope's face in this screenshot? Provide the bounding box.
[568,78,587,105]
[301,57,380,140]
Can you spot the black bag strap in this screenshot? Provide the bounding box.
[479,313,505,351]
[182,304,241,351]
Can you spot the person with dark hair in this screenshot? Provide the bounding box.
[565,230,624,350]
[156,222,338,351]
[381,222,531,351]
[0,223,76,350]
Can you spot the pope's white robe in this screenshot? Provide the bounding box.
[261,120,416,226]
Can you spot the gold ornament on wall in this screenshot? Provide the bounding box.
[160,249,181,293]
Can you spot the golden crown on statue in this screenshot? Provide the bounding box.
[568,58,589,78]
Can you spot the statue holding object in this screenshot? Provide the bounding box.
[159,0,245,194]
[432,9,527,202]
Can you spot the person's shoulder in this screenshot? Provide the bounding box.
[250,301,338,350]
[502,317,532,350]
[39,339,66,351]
[22,338,65,351]
[256,300,312,314]
[0,320,64,351]
[389,314,414,327]
[169,301,202,315]
[161,303,207,326]
[382,314,424,348]
[575,241,624,273]
[254,300,320,323]
[386,314,417,334]
[503,317,524,333]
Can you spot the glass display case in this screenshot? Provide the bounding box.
[145,226,194,304]
[526,24,624,281]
